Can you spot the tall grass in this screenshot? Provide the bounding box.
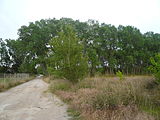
[49,76,160,120]
[0,75,34,92]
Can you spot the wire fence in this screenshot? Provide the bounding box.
[0,73,30,84]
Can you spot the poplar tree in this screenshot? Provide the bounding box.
[48,25,88,83]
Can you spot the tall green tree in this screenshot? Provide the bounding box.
[18,20,53,74]
[48,26,88,83]
[97,24,118,74]
[117,25,144,74]
[0,38,10,72]
[6,39,25,72]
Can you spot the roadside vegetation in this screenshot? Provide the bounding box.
[47,76,160,120]
[0,74,34,92]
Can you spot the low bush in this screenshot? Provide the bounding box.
[116,70,124,81]
[149,53,160,84]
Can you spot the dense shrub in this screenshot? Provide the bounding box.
[149,54,160,84]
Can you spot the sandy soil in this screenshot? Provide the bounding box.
[0,78,70,120]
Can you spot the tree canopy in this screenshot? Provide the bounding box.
[0,18,160,76]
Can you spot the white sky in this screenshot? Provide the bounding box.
[0,0,160,39]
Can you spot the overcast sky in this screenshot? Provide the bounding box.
[0,0,160,39]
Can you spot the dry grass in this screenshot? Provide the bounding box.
[0,76,34,92]
[49,76,160,120]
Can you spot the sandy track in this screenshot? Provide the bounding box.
[0,78,70,120]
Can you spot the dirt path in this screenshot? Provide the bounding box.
[0,78,70,120]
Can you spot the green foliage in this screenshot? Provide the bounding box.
[116,70,124,80]
[48,26,88,83]
[1,18,160,75]
[149,54,160,84]
[37,66,44,74]
[19,62,36,73]
[0,38,10,71]
[87,48,100,76]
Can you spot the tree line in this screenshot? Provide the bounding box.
[0,18,160,76]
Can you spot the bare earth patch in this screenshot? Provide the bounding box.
[0,78,70,120]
